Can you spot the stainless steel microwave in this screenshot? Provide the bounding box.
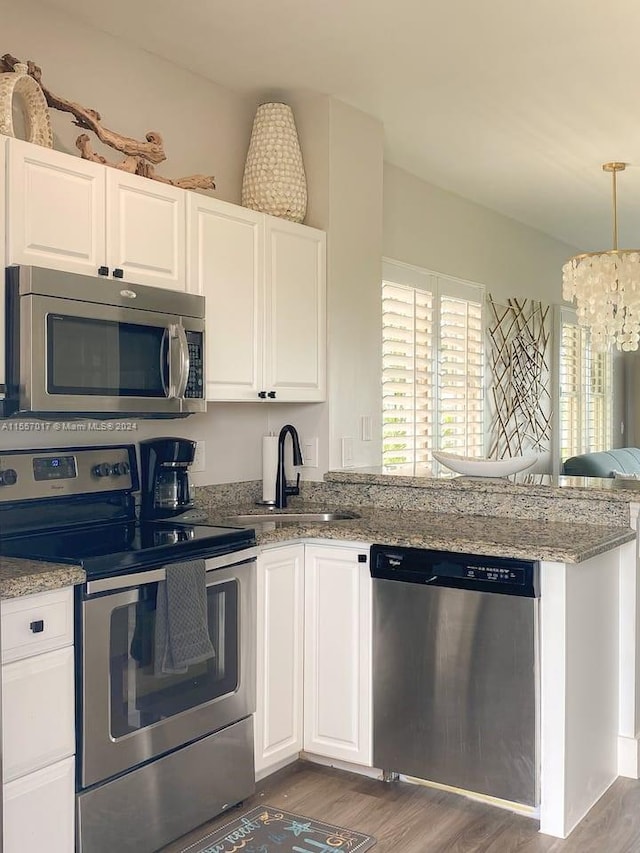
[2,266,206,417]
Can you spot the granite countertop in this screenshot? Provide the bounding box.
[202,501,636,564]
[0,494,634,600]
[0,557,85,599]
[325,468,640,502]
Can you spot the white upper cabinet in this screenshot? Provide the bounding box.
[7,138,106,277]
[107,169,186,290]
[188,198,326,403]
[264,217,326,402]
[187,194,264,399]
[6,139,186,290]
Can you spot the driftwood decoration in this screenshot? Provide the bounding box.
[0,54,215,190]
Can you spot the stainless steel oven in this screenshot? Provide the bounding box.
[2,265,205,416]
[79,552,256,788]
[0,444,257,853]
[77,549,257,853]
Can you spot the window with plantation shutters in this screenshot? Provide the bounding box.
[382,260,485,474]
[559,310,612,460]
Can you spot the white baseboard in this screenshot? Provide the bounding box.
[618,735,640,778]
[301,752,382,779]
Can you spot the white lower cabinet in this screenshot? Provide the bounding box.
[255,543,372,776]
[1,587,75,852]
[303,544,372,766]
[254,545,305,775]
[3,757,75,853]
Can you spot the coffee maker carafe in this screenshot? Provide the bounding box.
[139,437,196,520]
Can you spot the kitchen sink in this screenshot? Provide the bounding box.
[221,510,360,527]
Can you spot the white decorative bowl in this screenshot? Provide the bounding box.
[432,451,538,478]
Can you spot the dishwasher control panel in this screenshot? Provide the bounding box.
[370,545,538,597]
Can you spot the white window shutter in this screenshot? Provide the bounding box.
[559,317,612,460]
[382,261,484,474]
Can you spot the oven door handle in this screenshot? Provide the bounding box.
[86,547,259,594]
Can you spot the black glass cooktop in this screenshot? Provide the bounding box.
[0,519,256,579]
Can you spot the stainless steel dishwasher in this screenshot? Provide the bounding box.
[371,544,539,807]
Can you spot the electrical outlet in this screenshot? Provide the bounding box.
[191,440,206,473]
[302,437,319,468]
[341,437,355,468]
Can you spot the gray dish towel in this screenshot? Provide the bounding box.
[154,559,215,675]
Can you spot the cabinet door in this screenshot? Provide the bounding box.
[106,169,186,290]
[3,757,74,853]
[255,545,305,776]
[304,544,372,766]
[264,218,326,402]
[187,195,264,400]
[2,645,75,782]
[6,138,106,276]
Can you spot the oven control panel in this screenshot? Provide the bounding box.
[0,445,137,502]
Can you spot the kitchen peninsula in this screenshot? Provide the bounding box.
[193,469,639,840]
[0,471,638,847]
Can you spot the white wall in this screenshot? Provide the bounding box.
[384,163,578,303]
[1,0,592,486]
[327,100,384,469]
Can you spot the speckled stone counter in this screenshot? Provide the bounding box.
[301,470,640,526]
[199,501,635,564]
[0,557,85,599]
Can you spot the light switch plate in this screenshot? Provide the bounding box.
[361,415,372,442]
[341,437,355,468]
[302,437,319,468]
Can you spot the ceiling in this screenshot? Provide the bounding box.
[37,0,640,251]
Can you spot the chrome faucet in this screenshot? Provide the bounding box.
[275,424,303,509]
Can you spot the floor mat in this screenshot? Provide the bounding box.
[180,805,377,853]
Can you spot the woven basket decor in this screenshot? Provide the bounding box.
[242,102,307,223]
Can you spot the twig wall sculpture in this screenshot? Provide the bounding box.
[487,295,552,459]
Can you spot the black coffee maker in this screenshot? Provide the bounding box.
[139,437,196,520]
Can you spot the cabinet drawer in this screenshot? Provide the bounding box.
[3,756,75,853]
[2,646,75,782]
[1,587,73,663]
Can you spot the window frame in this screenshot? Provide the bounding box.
[557,305,613,464]
[382,258,485,475]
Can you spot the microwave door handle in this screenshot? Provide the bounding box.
[167,324,183,398]
[175,324,190,399]
[160,326,170,397]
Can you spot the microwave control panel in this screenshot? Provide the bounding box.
[184,331,204,399]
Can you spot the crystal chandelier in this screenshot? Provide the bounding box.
[562,162,640,352]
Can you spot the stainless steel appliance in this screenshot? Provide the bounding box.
[140,436,196,519]
[2,265,205,417]
[371,544,539,807]
[0,445,257,853]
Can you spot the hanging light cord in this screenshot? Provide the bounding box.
[612,166,618,250]
[603,161,626,251]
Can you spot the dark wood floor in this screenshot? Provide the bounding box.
[161,760,640,853]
